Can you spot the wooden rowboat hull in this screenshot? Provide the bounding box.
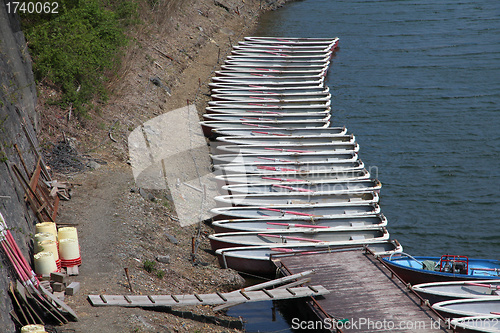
[214,191,379,208]
[211,152,358,166]
[224,59,330,68]
[209,82,325,91]
[214,160,365,175]
[210,94,331,103]
[211,126,346,137]
[211,76,325,85]
[210,87,330,96]
[213,141,358,155]
[211,202,380,220]
[230,51,333,59]
[212,214,388,233]
[216,134,355,145]
[214,69,327,78]
[433,298,500,318]
[221,178,380,195]
[203,113,331,122]
[200,120,330,138]
[226,55,331,64]
[207,100,331,108]
[242,36,339,46]
[209,227,389,251]
[219,65,329,74]
[215,241,401,277]
[205,107,331,116]
[213,169,370,187]
[232,45,333,53]
[412,280,500,305]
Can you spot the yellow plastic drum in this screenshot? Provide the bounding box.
[35,222,57,239]
[21,324,45,333]
[58,227,79,246]
[34,251,57,276]
[37,240,59,260]
[34,232,56,253]
[58,238,80,260]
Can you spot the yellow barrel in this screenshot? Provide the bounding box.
[58,238,80,260]
[34,252,57,276]
[21,324,45,333]
[37,240,59,260]
[35,222,57,239]
[34,232,56,253]
[58,227,79,247]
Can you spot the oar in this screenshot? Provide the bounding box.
[265,148,314,153]
[258,207,319,217]
[491,312,500,315]
[271,248,296,252]
[272,184,313,192]
[250,73,272,77]
[470,267,500,273]
[262,50,289,57]
[266,222,328,229]
[257,166,300,172]
[246,110,282,115]
[252,131,288,136]
[249,96,280,102]
[270,248,324,256]
[261,177,304,182]
[240,117,274,122]
[257,157,294,163]
[258,234,324,243]
[464,282,500,290]
[249,90,279,95]
[254,69,279,73]
[242,123,278,129]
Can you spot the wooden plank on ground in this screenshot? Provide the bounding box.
[88,285,329,307]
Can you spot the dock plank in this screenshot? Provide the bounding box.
[88,285,329,307]
[277,250,451,332]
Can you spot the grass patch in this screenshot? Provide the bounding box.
[143,259,156,273]
[156,270,165,279]
[21,0,139,116]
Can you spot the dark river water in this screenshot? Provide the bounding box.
[228,0,500,331]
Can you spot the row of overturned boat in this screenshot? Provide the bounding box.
[202,36,400,273]
[201,36,500,332]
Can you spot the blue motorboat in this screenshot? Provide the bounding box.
[382,253,500,285]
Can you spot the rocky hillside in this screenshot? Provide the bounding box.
[0,3,40,331]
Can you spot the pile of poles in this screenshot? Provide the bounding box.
[0,212,78,327]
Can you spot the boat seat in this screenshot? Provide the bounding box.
[350,235,365,241]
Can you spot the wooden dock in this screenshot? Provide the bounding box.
[276,249,452,333]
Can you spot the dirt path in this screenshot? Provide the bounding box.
[56,163,243,332]
[37,1,291,332]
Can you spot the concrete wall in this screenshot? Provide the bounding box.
[0,2,40,330]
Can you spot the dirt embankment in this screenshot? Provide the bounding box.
[37,1,289,332]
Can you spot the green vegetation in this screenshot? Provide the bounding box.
[156,269,165,279]
[21,0,139,116]
[143,259,156,273]
[143,259,166,279]
[0,151,7,163]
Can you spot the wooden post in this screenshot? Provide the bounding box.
[124,268,134,293]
